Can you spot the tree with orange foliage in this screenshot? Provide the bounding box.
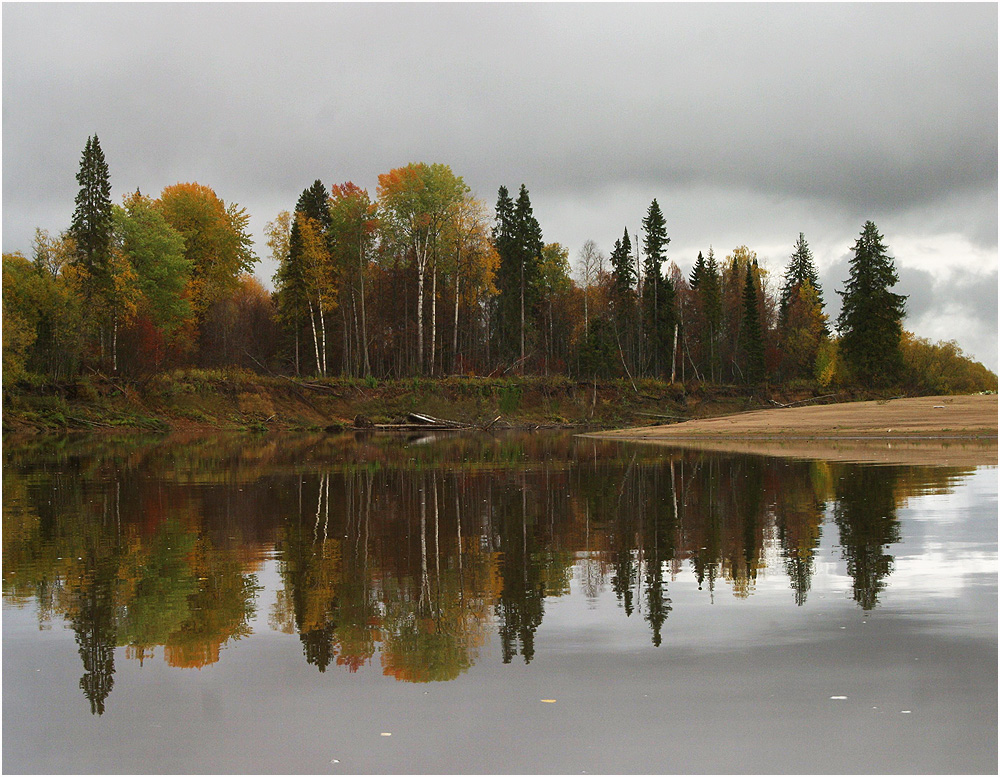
[156,183,256,360]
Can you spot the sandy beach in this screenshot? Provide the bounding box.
[585,394,999,467]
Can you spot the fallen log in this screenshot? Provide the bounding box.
[406,412,470,428]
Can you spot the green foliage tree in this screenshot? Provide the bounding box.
[836,221,907,387]
[781,278,828,382]
[329,182,378,377]
[377,163,467,374]
[900,333,998,394]
[113,192,191,336]
[536,242,574,373]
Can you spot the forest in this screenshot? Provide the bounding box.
[3,135,996,396]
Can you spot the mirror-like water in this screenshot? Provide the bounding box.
[3,432,996,774]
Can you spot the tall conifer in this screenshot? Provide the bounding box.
[69,135,113,288]
[779,232,824,328]
[739,261,766,385]
[837,221,906,387]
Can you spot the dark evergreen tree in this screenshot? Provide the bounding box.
[641,200,669,283]
[275,181,332,375]
[577,315,617,378]
[491,186,517,360]
[836,221,907,387]
[641,200,674,376]
[698,248,722,382]
[779,232,824,328]
[492,185,542,368]
[739,261,766,385]
[68,135,113,289]
[513,185,544,365]
[689,250,706,289]
[609,227,635,305]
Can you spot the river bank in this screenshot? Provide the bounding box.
[585,393,999,466]
[4,371,994,451]
[0,370,780,436]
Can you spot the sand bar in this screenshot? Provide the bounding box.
[585,394,998,467]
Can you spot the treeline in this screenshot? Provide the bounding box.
[3,136,996,393]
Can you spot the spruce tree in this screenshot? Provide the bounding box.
[779,232,824,328]
[491,186,518,361]
[689,251,706,289]
[492,185,542,367]
[609,227,635,305]
[739,261,766,385]
[641,200,672,376]
[699,248,722,381]
[68,135,113,288]
[641,199,669,282]
[513,185,543,367]
[836,221,906,387]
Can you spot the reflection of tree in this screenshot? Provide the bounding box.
[775,462,828,606]
[3,431,980,704]
[833,464,902,611]
[641,463,677,647]
[685,458,723,599]
[494,476,545,664]
[118,519,198,661]
[70,562,118,715]
[274,474,341,672]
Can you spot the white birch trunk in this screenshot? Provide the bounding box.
[307,298,322,377]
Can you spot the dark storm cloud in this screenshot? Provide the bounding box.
[3,3,995,366]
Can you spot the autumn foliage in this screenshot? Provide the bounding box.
[2,137,995,395]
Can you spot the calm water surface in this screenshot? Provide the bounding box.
[3,431,996,774]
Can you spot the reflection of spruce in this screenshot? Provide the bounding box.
[642,468,677,647]
[72,565,117,715]
[833,465,902,610]
[495,478,544,664]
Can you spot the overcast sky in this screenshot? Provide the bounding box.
[3,3,997,369]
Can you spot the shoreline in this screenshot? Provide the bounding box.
[582,394,998,467]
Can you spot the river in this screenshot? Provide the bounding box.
[3,431,996,773]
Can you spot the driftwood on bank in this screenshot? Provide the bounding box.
[351,411,504,433]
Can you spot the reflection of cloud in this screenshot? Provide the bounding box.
[889,547,997,598]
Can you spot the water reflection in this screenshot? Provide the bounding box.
[2,431,977,715]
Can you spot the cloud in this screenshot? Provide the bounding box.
[3,3,995,368]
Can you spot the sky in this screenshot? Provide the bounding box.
[3,3,997,370]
